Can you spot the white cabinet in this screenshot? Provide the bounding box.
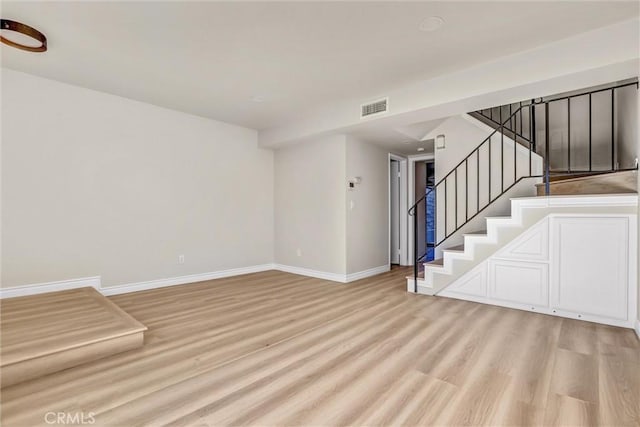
[443,263,486,297]
[489,260,548,306]
[494,220,548,261]
[441,214,636,328]
[550,216,631,322]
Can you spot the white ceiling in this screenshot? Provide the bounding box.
[347,118,445,155]
[2,1,638,130]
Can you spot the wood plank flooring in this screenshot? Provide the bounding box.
[1,267,639,426]
[1,287,146,387]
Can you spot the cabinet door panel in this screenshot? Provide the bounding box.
[550,217,629,321]
[489,260,548,306]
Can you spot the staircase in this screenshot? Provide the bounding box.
[407,82,639,303]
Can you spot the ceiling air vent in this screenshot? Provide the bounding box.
[361,98,388,118]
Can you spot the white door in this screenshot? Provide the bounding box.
[390,160,401,264]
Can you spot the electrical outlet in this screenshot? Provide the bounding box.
[178,255,185,264]
[296,248,302,257]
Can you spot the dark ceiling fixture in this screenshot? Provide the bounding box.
[1,19,47,52]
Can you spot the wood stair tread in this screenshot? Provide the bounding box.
[547,171,613,182]
[536,170,637,196]
[444,244,465,252]
[536,169,637,186]
[405,271,425,280]
[425,258,444,266]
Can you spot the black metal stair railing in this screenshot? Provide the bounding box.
[408,81,639,293]
[408,104,540,292]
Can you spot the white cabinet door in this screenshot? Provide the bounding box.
[550,217,629,321]
[489,260,549,306]
[494,219,549,261]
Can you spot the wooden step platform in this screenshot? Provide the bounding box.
[536,170,637,196]
[0,287,146,388]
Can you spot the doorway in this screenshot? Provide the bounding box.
[389,154,408,266]
[390,160,401,264]
[413,160,436,262]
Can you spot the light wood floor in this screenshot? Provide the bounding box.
[1,267,639,426]
[1,287,146,387]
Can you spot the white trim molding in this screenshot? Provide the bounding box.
[0,276,101,299]
[0,265,274,299]
[273,264,346,283]
[274,264,390,283]
[101,264,275,296]
[1,263,393,299]
[345,265,390,282]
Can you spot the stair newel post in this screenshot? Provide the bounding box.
[530,99,536,152]
[544,102,550,195]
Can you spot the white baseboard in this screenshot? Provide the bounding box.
[635,319,640,340]
[101,264,275,296]
[0,265,274,299]
[0,263,392,299]
[0,276,101,299]
[273,264,346,283]
[345,265,390,282]
[273,264,390,283]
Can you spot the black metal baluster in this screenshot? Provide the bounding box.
[501,123,504,192]
[545,103,550,195]
[514,119,517,182]
[509,103,513,133]
[465,159,469,222]
[476,150,480,214]
[611,88,615,170]
[444,178,448,238]
[520,102,523,139]
[529,105,533,176]
[488,137,492,202]
[589,94,593,172]
[413,206,417,292]
[434,187,437,249]
[455,169,458,230]
[531,99,536,148]
[567,98,571,173]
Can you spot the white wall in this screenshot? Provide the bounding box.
[1,69,274,288]
[345,136,389,274]
[274,134,391,277]
[274,134,347,275]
